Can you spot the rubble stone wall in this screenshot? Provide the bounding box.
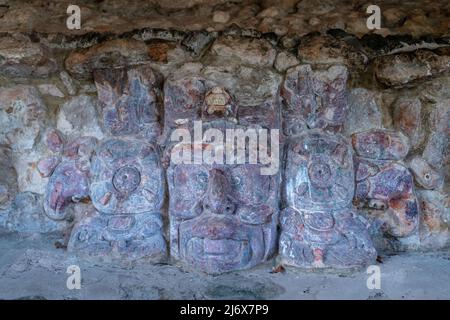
[0,0,448,273]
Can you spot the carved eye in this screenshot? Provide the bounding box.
[424,173,431,180]
[196,172,208,185]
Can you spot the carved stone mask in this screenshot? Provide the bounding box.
[284,131,354,211]
[168,156,278,274]
[164,63,280,273]
[67,65,167,264]
[90,138,164,215]
[280,131,377,269]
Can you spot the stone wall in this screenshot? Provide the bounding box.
[0,0,448,273]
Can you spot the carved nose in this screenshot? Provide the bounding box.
[202,169,235,215]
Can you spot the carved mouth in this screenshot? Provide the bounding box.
[178,215,266,273]
[186,237,250,264]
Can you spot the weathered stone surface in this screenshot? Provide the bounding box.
[181,32,216,58]
[62,136,97,163]
[156,0,227,9]
[162,62,281,144]
[15,150,49,194]
[0,0,449,40]
[202,64,281,115]
[429,100,450,136]
[94,65,162,140]
[393,97,423,149]
[36,156,61,178]
[59,71,77,96]
[65,39,150,79]
[354,158,419,238]
[382,7,408,28]
[202,86,236,121]
[409,156,443,190]
[68,137,167,263]
[0,146,17,209]
[297,34,368,70]
[0,85,47,151]
[375,50,450,87]
[208,36,276,67]
[274,51,300,73]
[42,134,97,221]
[0,0,449,273]
[161,63,205,142]
[343,88,383,136]
[5,192,66,234]
[0,34,57,77]
[351,129,409,160]
[421,76,450,103]
[212,11,230,24]
[68,211,167,265]
[280,131,376,269]
[37,84,64,98]
[44,157,90,221]
[165,65,280,273]
[0,85,49,194]
[167,146,279,274]
[296,0,337,15]
[282,64,349,133]
[423,134,448,171]
[90,139,164,214]
[422,100,450,170]
[57,95,104,140]
[418,190,450,249]
[45,129,65,153]
[64,61,167,264]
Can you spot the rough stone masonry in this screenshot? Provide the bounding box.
[0,0,449,275]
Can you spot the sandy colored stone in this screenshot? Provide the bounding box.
[37,84,64,98]
[375,50,450,87]
[209,36,276,67]
[0,146,17,209]
[297,34,368,70]
[343,88,383,136]
[0,34,56,77]
[423,100,450,169]
[393,97,423,149]
[274,51,300,72]
[65,39,150,79]
[57,95,104,140]
[212,11,230,24]
[418,190,450,249]
[5,192,66,234]
[0,85,47,151]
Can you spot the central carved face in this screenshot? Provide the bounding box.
[284,131,354,211]
[168,161,278,274]
[164,64,280,273]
